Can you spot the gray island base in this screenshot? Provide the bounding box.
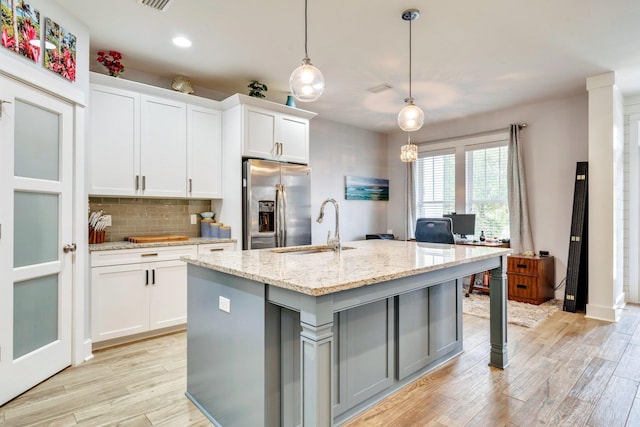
[183,240,510,426]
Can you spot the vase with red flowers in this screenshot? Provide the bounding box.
[96,50,125,77]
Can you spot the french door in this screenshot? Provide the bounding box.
[0,74,74,405]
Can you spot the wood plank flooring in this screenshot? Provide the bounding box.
[3,306,640,426]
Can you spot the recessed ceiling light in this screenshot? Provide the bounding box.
[172,36,192,48]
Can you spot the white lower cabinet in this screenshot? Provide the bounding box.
[90,245,199,343]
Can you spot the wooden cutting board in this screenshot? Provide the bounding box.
[126,235,189,243]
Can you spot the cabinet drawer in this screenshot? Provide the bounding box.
[507,257,538,275]
[508,274,539,300]
[197,242,236,254]
[91,245,197,267]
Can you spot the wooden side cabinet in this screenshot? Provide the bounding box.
[507,255,555,305]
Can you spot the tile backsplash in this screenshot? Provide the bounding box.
[89,197,212,242]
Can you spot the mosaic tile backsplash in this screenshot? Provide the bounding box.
[89,197,212,242]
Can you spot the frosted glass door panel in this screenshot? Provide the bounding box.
[14,192,59,268]
[13,275,59,359]
[14,100,60,181]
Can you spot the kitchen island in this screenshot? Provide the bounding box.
[183,239,511,426]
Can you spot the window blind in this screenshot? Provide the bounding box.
[465,145,509,238]
[414,151,455,218]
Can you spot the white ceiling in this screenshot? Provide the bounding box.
[56,0,640,134]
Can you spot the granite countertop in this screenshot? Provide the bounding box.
[88,237,237,252]
[182,239,511,296]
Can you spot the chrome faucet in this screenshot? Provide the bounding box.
[316,198,341,251]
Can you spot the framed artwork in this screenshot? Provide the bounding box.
[44,17,76,81]
[1,0,41,62]
[345,176,389,201]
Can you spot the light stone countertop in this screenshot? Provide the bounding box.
[182,239,511,296]
[88,237,237,252]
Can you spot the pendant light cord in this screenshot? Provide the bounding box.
[408,18,412,100]
[304,0,309,59]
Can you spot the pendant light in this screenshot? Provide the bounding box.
[397,9,424,132]
[400,134,418,162]
[289,0,325,102]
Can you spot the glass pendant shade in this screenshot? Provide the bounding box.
[397,99,424,132]
[400,141,418,162]
[290,58,325,102]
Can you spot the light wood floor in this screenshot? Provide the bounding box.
[3,306,640,426]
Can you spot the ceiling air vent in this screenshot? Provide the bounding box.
[368,84,392,94]
[137,0,174,12]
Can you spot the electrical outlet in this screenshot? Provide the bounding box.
[104,215,112,226]
[190,214,197,225]
[219,296,231,313]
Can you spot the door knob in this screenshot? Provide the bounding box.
[63,243,77,253]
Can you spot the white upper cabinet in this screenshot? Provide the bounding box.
[140,95,187,197]
[222,94,316,165]
[243,105,309,163]
[90,85,140,196]
[187,105,222,198]
[88,73,222,198]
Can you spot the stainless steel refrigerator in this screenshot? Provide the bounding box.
[242,159,311,250]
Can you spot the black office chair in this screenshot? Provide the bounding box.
[366,233,395,240]
[414,218,455,244]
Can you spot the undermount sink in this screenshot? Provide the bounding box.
[271,245,355,255]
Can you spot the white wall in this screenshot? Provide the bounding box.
[0,1,91,360]
[624,96,640,303]
[309,118,388,243]
[387,94,588,299]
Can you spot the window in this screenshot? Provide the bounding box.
[413,132,510,240]
[414,150,455,218]
[465,145,509,238]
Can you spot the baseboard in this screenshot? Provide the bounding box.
[83,338,94,362]
[91,325,186,351]
[585,301,623,322]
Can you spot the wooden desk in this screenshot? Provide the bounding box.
[457,240,510,295]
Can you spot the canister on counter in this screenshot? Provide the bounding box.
[209,222,220,238]
[200,219,214,237]
[219,225,231,238]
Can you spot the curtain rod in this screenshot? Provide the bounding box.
[416,122,527,146]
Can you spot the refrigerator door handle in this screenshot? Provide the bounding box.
[275,184,287,247]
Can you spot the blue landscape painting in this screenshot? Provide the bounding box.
[345,176,389,201]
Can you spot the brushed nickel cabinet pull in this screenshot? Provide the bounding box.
[209,248,224,252]
[189,178,193,193]
[142,175,146,191]
[135,175,140,190]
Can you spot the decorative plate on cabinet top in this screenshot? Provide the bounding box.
[171,76,194,94]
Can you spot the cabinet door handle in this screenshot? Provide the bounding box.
[189,178,193,193]
[279,142,283,155]
[516,263,527,268]
[152,269,156,285]
[516,284,527,289]
[141,253,158,257]
[145,270,149,286]
[142,175,146,191]
[135,175,140,190]
[209,247,224,252]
